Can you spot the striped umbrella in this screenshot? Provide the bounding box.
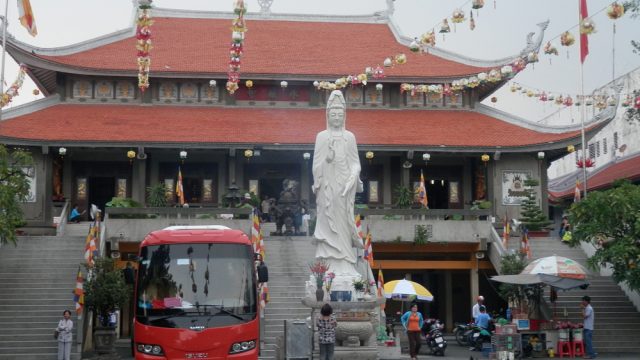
[521,255,589,280]
[383,279,434,301]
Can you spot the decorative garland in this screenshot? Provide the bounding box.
[312,54,407,91]
[135,0,154,92]
[226,0,247,94]
[0,64,28,108]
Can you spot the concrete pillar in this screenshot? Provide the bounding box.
[228,149,237,185]
[445,271,453,332]
[300,158,311,204]
[42,151,53,226]
[131,158,147,204]
[470,253,479,315]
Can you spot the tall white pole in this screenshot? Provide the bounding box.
[579,0,588,199]
[0,0,8,104]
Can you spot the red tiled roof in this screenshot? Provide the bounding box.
[0,104,582,147]
[34,18,488,78]
[549,154,640,198]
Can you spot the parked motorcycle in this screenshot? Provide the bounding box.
[422,318,447,356]
[453,322,473,346]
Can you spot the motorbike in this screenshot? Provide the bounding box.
[453,322,473,346]
[422,318,447,356]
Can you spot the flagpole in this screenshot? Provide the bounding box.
[579,0,588,199]
[0,0,9,120]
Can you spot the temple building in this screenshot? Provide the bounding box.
[0,3,618,326]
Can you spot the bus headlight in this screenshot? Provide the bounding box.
[137,343,164,356]
[229,340,256,354]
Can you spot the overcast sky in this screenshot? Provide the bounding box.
[2,0,639,123]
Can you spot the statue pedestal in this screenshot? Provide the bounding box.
[302,297,386,360]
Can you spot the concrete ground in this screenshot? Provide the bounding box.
[89,336,637,360]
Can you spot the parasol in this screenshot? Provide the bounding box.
[383,279,434,301]
[521,255,589,280]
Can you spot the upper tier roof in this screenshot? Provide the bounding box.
[0,102,601,152]
[6,8,546,82]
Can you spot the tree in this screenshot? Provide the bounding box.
[497,253,527,307]
[146,183,168,207]
[624,1,640,54]
[84,257,130,327]
[0,145,33,246]
[519,179,552,231]
[568,180,640,291]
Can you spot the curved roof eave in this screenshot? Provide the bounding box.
[4,8,549,81]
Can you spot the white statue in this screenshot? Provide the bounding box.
[312,90,363,277]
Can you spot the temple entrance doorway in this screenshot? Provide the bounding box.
[88,177,115,215]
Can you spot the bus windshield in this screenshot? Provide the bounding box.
[136,243,257,329]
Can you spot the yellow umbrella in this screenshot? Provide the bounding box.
[383,279,434,301]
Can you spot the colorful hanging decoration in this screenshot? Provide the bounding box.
[226,0,248,94]
[469,11,476,31]
[543,42,558,55]
[576,157,595,168]
[0,64,28,108]
[313,54,407,91]
[420,30,436,47]
[439,19,451,33]
[451,9,466,24]
[472,0,485,9]
[409,38,421,53]
[606,2,624,20]
[135,0,153,93]
[245,80,253,88]
[579,17,596,35]
[560,31,575,46]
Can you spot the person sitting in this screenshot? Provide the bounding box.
[68,204,85,223]
[476,305,491,330]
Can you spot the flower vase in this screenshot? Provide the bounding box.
[315,288,324,302]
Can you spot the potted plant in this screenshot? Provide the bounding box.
[352,279,367,299]
[519,179,552,236]
[394,185,414,209]
[146,183,168,207]
[84,257,130,354]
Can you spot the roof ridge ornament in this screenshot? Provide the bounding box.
[518,20,549,59]
[257,0,273,15]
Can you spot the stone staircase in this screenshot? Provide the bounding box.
[507,235,640,353]
[0,235,86,360]
[260,234,316,360]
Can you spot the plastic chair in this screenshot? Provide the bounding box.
[557,340,573,358]
[572,340,585,357]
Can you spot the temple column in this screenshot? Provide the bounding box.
[445,271,453,332]
[131,158,147,204]
[470,253,479,313]
[383,156,391,205]
[42,148,53,226]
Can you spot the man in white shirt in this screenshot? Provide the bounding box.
[472,295,484,322]
[582,295,596,359]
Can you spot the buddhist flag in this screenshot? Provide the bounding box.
[377,268,386,310]
[355,214,364,240]
[574,179,582,203]
[17,0,37,37]
[251,208,265,260]
[503,212,510,248]
[363,226,373,267]
[73,267,84,315]
[176,166,185,205]
[417,170,428,208]
[84,220,99,267]
[579,0,589,63]
[521,228,531,259]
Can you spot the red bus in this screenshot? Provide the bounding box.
[133,225,258,359]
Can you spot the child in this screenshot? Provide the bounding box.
[316,304,337,360]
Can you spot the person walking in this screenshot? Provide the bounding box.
[582,295,596,359]
[316,303,337,360]
[56,309,73,360]
[401,303,424,360]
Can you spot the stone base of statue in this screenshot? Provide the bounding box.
[302,296,385,360]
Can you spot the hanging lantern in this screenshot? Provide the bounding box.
[420,30,436,47]
[555,95,564,105]
[376,83,383,92]
[481,154,490,163]
[527,52,539,63]
[500,65,513,76]
[607,96,617,106]
[209,80,217,87]
[543,42,558,55]
[58,147,67,157]
[127,150,136,164]
[439,19,451,33]
[451,9,466,23]
[563,96,573,106]
[383,57,393,67]
[245,80,253,88]
[585,97,593,106]
[580,18,596,35]
[244,149,254,158]
[394,53,407,65]
[280,81,288,88]
[526,90,534,98]
[548,94,555,101]
[313,80,319,88]
[567,145,575,153]
[621,95,631,107]
[409,39,421,53]
[560,31,575,46]
[365,151,374,160]
[634,96,640,109]
[537,152,545,160]
[179,150,187,161]
[32,89,40,96]
[510,84,518,93]
[539,92,548,102]
[472,0,485,9]
[607,2,625,20]
[491,97,497,103]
